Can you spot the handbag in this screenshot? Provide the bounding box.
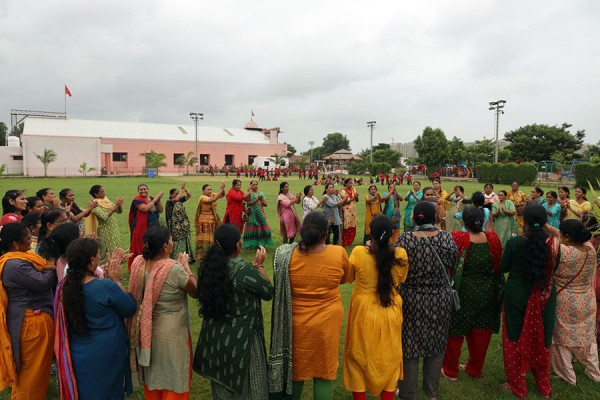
[417,231,461,311]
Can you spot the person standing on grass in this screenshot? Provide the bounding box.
[382,183,403,244]
[166,183,195,263]
[243,180,274,249]
[441,207,503,382]
[270,212,349,400]
[403,181,422,233]
[500,204,559,398]
[340,178,360,247]
[277,181,302,244]
[195,182,226,260]
[394,201,458,400]
[1,190,27,227]
[363,185,385,244]
[491,190,517,248]
[343,215,409,400]
[564,186,591,221]
[319,183,347,246]
[194,224,273,399]
[545,219,600,385]
[507,182,528,232]
[128,184,163,269]
[223,179,246,234]
[87,185,124,264]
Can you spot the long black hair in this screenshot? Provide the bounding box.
[298,212,328,251]
[369,215,401,307]
[2,190,24,215]
[64,238,99,336]
[38,222,80,261]
[523,204,550,289]
[39,208,67,239]
[198,224,240,319]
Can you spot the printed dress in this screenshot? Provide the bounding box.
[242,191,273,248]
[395,231,458,358]
[195,194,220,259]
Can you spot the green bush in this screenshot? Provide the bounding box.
[368,162,392,176]
[476,162,537,185]
[348,162,366,175]
[575,163,600,188]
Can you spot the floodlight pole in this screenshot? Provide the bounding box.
[308,141,315,164]
[488,100,506,163]
[367,121,376,163]
[189,112,204,172]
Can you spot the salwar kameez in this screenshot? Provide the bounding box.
[382,192,402,244]
[340,188,358,247]
[363,194,381,244]
[166,197,194,261]
[88,197,121,265]
[501,235,560,398]
[195,195,221,260]
[277,194,301,240]
[403,190,422,233]
[491,200,517,248]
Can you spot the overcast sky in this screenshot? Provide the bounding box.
[1,0,598,152]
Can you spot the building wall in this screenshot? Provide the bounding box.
[0,145,24,175]
[99,138,287,175]
[22,135,101,177]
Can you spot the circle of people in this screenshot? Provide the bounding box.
[0,178,598,400]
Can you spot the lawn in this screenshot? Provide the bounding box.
[0,175,597,399]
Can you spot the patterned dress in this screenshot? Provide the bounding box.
[194,256,273,399]
[445,193,463,233]
[91,202,122,264]
[340,188,359,247]
[195,195,220,259]
[395,231,458,357]
[242,192,273,249]
[166,197,194,261]
[403,190,423,232]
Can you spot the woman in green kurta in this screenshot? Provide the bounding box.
[442,207,504,381]
[194,224,273,399]
[243,180,274,249]
[86,185,124,264]
[491,190,517,248]
[500,204,560,398]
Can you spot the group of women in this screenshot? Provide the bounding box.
[0,178,599,400]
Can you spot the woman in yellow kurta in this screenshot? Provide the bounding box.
[564,186,591,221]
[344,215,408,400]
[364,185,386,244]
[506,181,528,231]
[433,179,449,230]
[195,182,225,259]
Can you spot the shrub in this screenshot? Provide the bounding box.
[575,163,600,188]
[476,162,537,185]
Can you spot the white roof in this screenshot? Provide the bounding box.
[22,117,272,144]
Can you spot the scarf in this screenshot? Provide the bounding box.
[129,196,149,258]
[54,279,78,400]
[516,235,560,371]
[268,243,298,399]
[0,251,48,390]
[84,197,114,234]
[126,255,176,385]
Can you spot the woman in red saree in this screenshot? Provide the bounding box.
[500,204,560,398]
[223,179,245,234]
[128,184,163,269]
[340,178,359,247]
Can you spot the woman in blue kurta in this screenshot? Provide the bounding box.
[55,239,136,400]
[544,191,561,229]
[403,181,423,232]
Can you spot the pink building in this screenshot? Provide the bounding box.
[17,117,288,176]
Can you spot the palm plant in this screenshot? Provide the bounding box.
[34,148,58,177]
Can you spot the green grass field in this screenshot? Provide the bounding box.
[0,175,597,399]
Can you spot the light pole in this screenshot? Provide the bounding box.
[488,100,506,163]
[308,141,315,164]
[367,121,376,162]
[189,112,204,173]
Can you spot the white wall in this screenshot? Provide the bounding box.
[0,146,24,175]
[22,135,101,177]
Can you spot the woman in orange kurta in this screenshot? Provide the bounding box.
[344,215,408,400]
[287,212,349,399]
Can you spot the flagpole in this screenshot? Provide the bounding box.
[64,84,67,117]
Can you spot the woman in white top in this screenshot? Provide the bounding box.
[301,185,320,220]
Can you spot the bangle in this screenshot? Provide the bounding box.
[255,265,264,269]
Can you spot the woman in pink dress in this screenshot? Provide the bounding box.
[277,181,301,244]
[1,190,27,226]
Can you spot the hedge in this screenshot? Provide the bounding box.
[575,163,600,188]
[476,162,537,185]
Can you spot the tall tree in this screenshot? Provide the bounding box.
[504,123,585,162]
[463,138,495,163]
[583,140,600,160]
[34,148,58,177]
[321,132,351,156]
[10,122,24,138]
[357,148,402,167]
[286,143,297,156]
[447,136,465,165]
[0,122,7,146]
[414,127,449,168]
